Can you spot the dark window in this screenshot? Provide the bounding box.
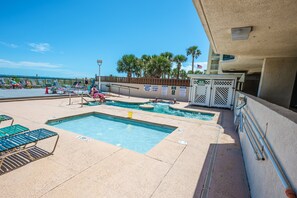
[222,54,235,61]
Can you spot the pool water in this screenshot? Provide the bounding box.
[104,101,214,121]
[47,113,175,154]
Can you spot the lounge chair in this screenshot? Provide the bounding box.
[0,128,59,168]
[0,124,29,138]
[31,79,41,88]
[38,79,45,87]
[0,78,5,88]
[1,79,11,89]
[0,115,14,125]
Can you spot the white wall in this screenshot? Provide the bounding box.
[258,57,297,108]
[101,82,189,102]
[235,92,297,198]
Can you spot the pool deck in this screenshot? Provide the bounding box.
[0,96,250,198]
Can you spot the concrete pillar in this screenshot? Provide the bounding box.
[258,57,297,108]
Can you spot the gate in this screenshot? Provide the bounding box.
[210,79,235,108]
[189,77,236,109]
[190,79,211,106]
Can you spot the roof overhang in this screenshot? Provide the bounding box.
[188,74,241,80]
[220,56,263,74]
[192,0,297,58]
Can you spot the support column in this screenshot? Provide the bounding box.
[258,57,297,108]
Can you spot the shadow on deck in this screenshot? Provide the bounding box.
[193,109,251,198]
[0,147,51,175]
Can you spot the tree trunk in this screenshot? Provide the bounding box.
[177,64,180,80]
[192,55,194,73]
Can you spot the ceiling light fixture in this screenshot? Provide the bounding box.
[231,26,253,40]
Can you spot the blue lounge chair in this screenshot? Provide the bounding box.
[0,115,14,125]
[0,124,29,138]
[0,128,59,168]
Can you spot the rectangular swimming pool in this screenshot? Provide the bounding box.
[47,113,176,154]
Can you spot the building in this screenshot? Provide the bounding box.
[194,0,297,109]
[193,0,297,198]
[206,47,235,74]
[206,47,261,96]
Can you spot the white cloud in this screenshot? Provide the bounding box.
[0,41,18,48]
[0,58,91,78]
[181,61,208,72]
[0,59,61,69]
[28,43,51,53]
[172,61,208,72]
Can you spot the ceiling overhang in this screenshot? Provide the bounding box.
[193,0,297,58]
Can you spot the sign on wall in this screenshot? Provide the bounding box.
[194,79,205,86]
[144,84,151,92]
[179,86,187,97]
[162,86,168,96]
[152,85,158,92]
[171,86,176,95]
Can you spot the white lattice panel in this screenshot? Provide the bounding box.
[210,80,235,108]
[189,77,236,109]
[189,79,211,106]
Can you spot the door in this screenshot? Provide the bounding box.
[190,79,211,106]
[210,79,235,108]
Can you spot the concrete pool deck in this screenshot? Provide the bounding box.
[0,97,250,198]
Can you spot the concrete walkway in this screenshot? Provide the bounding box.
[0,98,250,198]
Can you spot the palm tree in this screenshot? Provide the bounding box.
[140,54,151,77]
[147,56,171,78]
[117,54,138,78]
[186,46,201,73]
[171,68,178,79]
[173,55,187,79]
[180,69,188,79]
[160,52,174,78]
[134,58,142,77]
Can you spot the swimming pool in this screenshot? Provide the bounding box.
[47,113,176,154]
[104,101,214,121]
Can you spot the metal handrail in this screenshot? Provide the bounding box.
[110,84,139,90]
[237,96,296,197]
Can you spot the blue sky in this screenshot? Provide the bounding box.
[0,0,209,78]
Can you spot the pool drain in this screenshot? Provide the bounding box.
[178,140,187,145]
[76,135,89,141]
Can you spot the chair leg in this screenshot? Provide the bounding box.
[0,158,4,169]
[50,135,60,154]
[24,150,34,161]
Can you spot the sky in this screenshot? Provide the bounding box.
[0,0,210,78]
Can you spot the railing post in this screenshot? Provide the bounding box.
[81,93,83,108]
[69,93,71,105]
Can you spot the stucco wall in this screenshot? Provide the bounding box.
[235,92,297,198]
[258,57,297,108]
[101,82,189,102]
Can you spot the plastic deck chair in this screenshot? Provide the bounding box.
[0,115,14,125]
[0,128,59,168]
[0,124,29,138]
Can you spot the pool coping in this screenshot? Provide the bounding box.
[102,101,219,123]
[46,111,178,131]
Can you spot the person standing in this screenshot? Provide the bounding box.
[84,78,89,86]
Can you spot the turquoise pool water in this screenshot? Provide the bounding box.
[47,113,175,154]
[104,101,214,121]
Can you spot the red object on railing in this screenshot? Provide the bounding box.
[285,189,297,198]
[45,87,48,94]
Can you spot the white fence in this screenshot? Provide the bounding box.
[101,82,189,102]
